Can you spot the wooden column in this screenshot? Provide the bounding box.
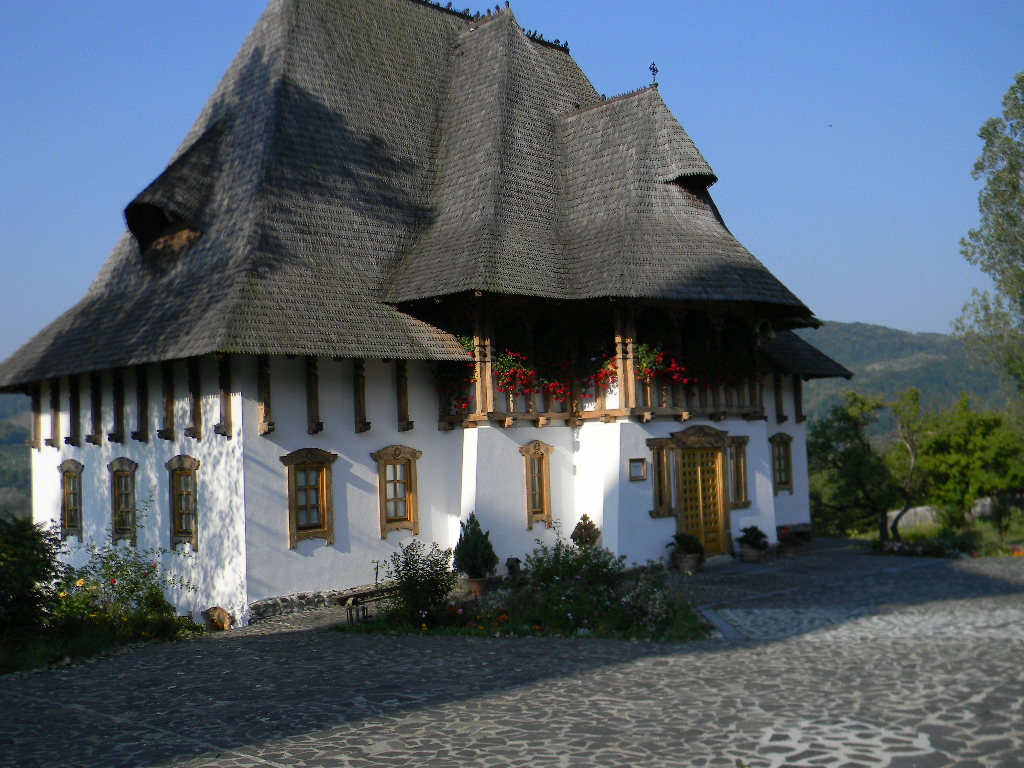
[352,358,371,433]
[66,374,81,447]
[85,372,103,445]
[305,356,323,434]
[184,358,202,440]
[44,378,60,448]
[396,360,414,432]
[257,355,275,435]
[213,354,232,438]
[131,365,149,442]
[108,368,125,443]
[157,361,175,440]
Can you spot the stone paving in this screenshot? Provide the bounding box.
[2,539,1024,767]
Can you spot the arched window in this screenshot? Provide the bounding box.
[519,440,553,529]
[279,448,337,549]
[166,455,200,549]
[108,458,138,543]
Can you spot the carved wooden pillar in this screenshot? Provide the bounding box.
[396,360,414,431]
[108,368,125,443]
[305,356,323,434]
[85,372,103,445]
[184,358,202,440]
[131,365,149,443]
[214,354,232,438]
[66,374,81,447]
[257,355,275,435]
[352,358,371,433]
[44,378,60,448]
[157,361,175,440]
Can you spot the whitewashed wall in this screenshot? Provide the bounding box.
[764,375,812,528]
[31,359,247,620]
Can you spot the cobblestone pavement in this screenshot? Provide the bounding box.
[3,540,1024,767]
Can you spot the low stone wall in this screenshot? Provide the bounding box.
[248,584,379,623]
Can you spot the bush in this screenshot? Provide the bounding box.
[0,518,65,632]
[385,539,458,621]
[452,512,498,578]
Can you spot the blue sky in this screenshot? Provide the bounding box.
[0,0,1021,361]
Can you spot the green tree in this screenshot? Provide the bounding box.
[885,388,929,540]
[919,395,1024,531]
[956,72,1024,394]
[808,391,899,540]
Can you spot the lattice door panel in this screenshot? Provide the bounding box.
[676,448,723,554]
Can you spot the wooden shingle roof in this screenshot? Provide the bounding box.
[0,0,820,387]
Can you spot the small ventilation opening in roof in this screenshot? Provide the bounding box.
[125,202,201,257]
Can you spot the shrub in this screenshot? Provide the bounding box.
[452,512,498,578]
[736,525,769,549]
[385,540,458,621]
[0,518,65,632]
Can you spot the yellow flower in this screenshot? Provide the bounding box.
[420,623,429,631]
[58,591,67,598]
[75,578,85,587]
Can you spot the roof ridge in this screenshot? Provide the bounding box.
[401,0,512,23]
[560,84,658,120]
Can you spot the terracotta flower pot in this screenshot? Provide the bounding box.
[740,544,763,563]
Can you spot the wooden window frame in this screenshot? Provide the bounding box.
[519,440,553,530]
[108,458,138,544]
[59,459,84,540]
[728,436,751,509]
[85,371,103,445]
[44,378,61,448]
[132,364,149,442]
[371,445,421,538]
[166,455,200,549]
[279,448,338,548]
[770,433,794,495]
[66,374,81,447]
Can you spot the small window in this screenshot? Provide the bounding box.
[59,459,84,540]
[108,458,138,543]
[519,440,553,529]
[166,455,200,549]
[770,433,793,495]
[371,445,421,538]
[728,436,750,509]
[279,448,337,548]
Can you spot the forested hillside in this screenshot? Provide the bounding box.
[797,321,1007,421]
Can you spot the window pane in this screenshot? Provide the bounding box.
[386,483,396,499]
[297,469,308,487]
[297,489,307,507]
[386,464,396,481]
[394,463,407,482]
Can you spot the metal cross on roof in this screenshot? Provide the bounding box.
[650,61,658,84]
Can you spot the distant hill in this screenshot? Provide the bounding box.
[796,321,1008,421]
[0,392,30,518]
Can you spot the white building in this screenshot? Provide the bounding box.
[0,0,849,623]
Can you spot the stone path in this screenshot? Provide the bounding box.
[2,539,1023,767]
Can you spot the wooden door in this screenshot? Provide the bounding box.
[676,448,725,554]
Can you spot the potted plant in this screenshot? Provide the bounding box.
[666,532,704,572]
[776,526,801,559]
[453,512,499,596]
[736,525,769,563]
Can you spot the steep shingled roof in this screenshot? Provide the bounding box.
[0,0,818,387]
[760,331,853,380]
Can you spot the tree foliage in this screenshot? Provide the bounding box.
[809,391,899,539]
[956,72,1024,394]
[919,396,1024,530]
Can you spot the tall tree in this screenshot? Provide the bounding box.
[956,72,1024,393]
[885,388,928,541]
[808,391,898,540]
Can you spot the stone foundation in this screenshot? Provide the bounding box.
[248,584,379,623]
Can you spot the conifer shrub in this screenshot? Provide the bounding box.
[452,512,499,578]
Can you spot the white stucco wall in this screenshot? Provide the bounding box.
[764,375,811,528]
[31,359,247,620]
